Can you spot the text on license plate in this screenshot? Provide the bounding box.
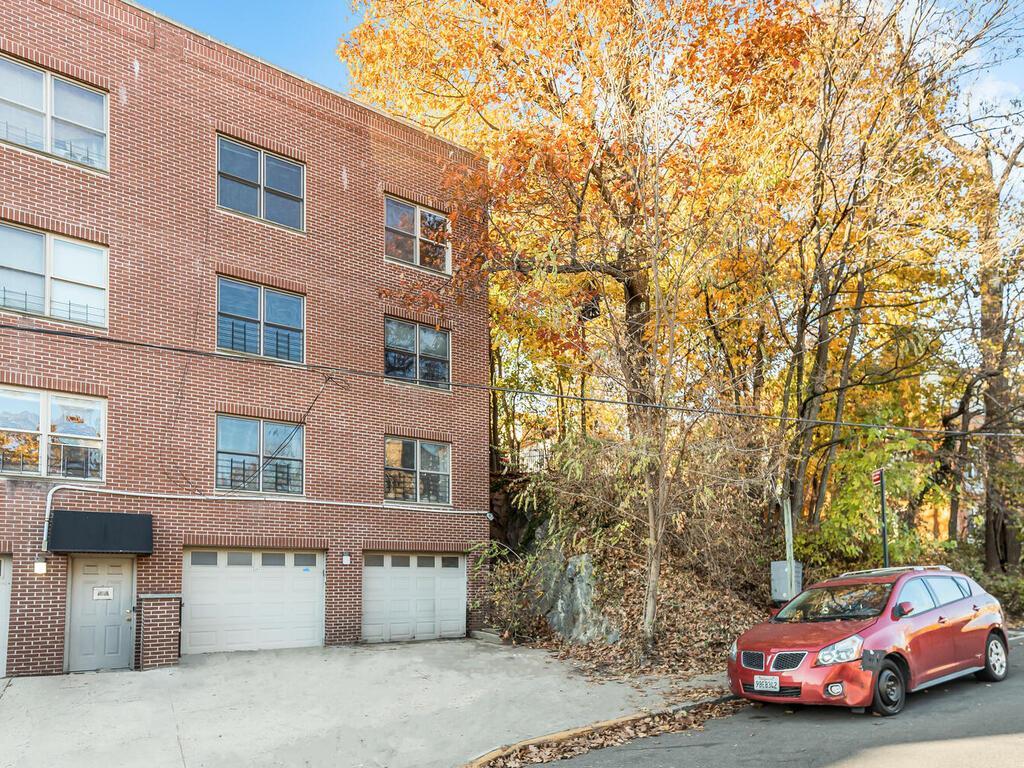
[753,675,780,692]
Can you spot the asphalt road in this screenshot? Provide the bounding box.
[560,635,1024,768]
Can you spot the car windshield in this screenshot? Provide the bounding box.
[774,582,893,623]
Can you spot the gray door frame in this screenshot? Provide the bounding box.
[64,555,136,672]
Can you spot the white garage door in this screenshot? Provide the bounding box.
[182,549,324,654]
[0,555,10,676]
[362,553,467,642]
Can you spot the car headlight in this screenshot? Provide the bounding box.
[729,639,737,661]
[816,634,864,666]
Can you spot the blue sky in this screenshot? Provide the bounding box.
[140,0,358,92]
[140,1,1021,106]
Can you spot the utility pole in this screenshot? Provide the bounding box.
[782,495,796,598]
[873,468,889,568]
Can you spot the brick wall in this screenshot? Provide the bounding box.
[0,0,490,675]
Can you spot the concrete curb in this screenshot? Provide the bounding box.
[462,692,739,768]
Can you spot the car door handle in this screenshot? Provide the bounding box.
[973,605,980,612]
[937,616,947,624]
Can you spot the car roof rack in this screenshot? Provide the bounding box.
[838,565,951,578]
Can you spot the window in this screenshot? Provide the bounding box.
[925,576,965,607]
[262,552,286,567]
[0,55,107,169]
[227,551,253,567]
[384,318,450,388]
[896,578,936,616]
[217,137,304,230]
[384,437,451,505]
[364,554,385,567]
[190,551,218,566]
[417,556,435,568]
[0,223,107,326]
[0,386,105,478]
[384,197,450,273]
[215,414,304,494]
[773,583,893,623]
[392,555,410,567]
[954,577,972,597]
[441,556,459,568]
[217,277,304,362]
[294,553,316,567]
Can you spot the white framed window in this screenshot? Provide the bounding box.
[0,386,106,479]
[384,436,451,505]
[0,55,108,170]
[217,136,305,231]
[217,276,304,363]
[384,196,451,274]
[0,222,108,327]
[384,318,450,388]
[216,414,304,495]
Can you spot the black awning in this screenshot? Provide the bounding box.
[48,509,153,554]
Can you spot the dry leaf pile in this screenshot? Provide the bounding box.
[537,550,768,679]
[484,698,747,767]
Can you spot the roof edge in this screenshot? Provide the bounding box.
[117,0,479,159]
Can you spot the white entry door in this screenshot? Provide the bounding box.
[181,549,325,654]
[362,553,467,642]
[0,555,11,677]
[68,557,134,672]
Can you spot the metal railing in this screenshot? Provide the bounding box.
[216,455,302,494]
[0,287,106,325]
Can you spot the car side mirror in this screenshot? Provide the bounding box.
[893,601,914,619]
[769,606,781,618]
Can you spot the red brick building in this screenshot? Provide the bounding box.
[0,0,490,676]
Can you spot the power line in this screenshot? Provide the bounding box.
[3,320,1024,440]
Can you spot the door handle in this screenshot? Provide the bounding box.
[124,609,133,624]
[937,616,947,625]
[973,605,980,612]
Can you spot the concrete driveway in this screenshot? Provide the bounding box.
[0,640,667,768]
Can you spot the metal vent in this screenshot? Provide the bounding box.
[740,650,764,670]
[771,651,807,671]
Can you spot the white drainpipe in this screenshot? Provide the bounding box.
[41,484,488,552]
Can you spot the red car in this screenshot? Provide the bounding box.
[727,566,1009,715]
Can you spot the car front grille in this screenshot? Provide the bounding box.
[741,651,764,670]
[771,651,807,671]
[743,683,802,698]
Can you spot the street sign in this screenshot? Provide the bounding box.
[871,469,883,486]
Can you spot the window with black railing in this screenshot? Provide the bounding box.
[384,318,450,389]
[217,277,304,363]
[0,386,105,479]
[384,436,450,505]
[0,55,108,170]
[216,415,303,494]
[0,222,108,327]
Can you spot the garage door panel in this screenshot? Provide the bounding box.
[362,553,466,643]
[182,550,324,655]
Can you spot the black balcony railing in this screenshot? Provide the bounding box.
[216,454,303,494]
[0,287,106,326]
[49,443,103,479]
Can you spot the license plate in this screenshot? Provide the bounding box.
[753,675,780,692]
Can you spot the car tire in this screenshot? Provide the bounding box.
[871,659,906,716]
[975,633,1008,682]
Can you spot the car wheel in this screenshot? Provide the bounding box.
[975,633,1008,682]
[871,660,906,716]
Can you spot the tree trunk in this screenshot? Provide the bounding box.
[978,192,1017,572]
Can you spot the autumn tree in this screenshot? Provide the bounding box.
[344,0,807,650]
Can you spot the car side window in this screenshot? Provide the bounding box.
[953,577,971,597]
[925,576,964,607]
[897,578,936,616]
